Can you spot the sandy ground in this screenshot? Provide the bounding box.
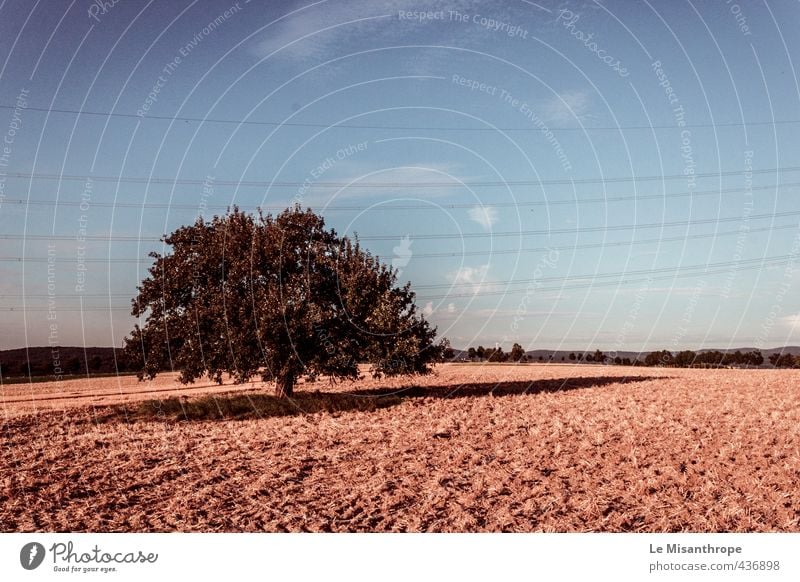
[2,363,799,532]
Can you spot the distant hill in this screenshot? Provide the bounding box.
[0,346,130,379]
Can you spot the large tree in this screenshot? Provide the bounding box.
[124,206,445,397]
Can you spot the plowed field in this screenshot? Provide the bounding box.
[2,364,799,532]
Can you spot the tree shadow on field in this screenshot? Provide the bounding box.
[99,375,668,424]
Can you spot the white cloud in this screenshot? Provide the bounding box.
[542,90,591,125]
[450,264,490,295]
[298,163,466,207]
[248,0,482,63]
[781,313,800,329]
[468,205,498,230]
[447,302,456,313]
[422,301,434,316]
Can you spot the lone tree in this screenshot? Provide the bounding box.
[124,206,446,397]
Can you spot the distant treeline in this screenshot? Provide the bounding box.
[459,346,798,368]
[0,346,133,379]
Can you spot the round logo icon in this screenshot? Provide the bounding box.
[20,542,46,570]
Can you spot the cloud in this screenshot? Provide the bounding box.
[541,90,591,124]
[248,6,391,62]
[781,313,800,329]
[422,301,434,316]
[248,0,481,63]
[468,205,498,230]
[247,0,554,71]
[450,264,490,295]
[296,162,466,207]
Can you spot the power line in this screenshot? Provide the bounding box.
[406,224,800,259]
[3,254,791,310]
[0,306,131,312]
[2,103,799,132]
[363,210,800,241]
[3,253,790,295]
[413,254,795,290]
[2,182,795,212]
[6,165,800,189]
[1,223,798,264]
[0,257,148,263]
[2,209,798,243]
[1,294,131,298]
[416,258,795,301]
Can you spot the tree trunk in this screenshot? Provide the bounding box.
[275,366,295,398]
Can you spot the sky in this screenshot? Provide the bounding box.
[1,0,799,353]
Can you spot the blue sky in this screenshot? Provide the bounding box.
[1,0,799,352]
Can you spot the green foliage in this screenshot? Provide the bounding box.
[65,357,82,374]
[643,349,767,368]
[484,346,508,362]
[769,352,796,368]
[442,339,455,360]
[644,350,674,367]
[510,343,526,362]
[89,356,104,371]
[125,206,445,397]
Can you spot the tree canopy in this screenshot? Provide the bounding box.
[124,206,445,397]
